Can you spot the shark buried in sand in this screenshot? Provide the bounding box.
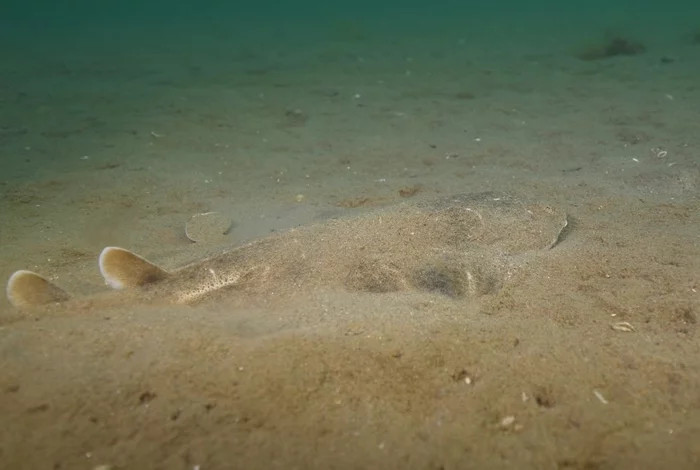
[5,192,569,311]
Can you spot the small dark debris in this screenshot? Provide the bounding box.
[171,409,182,421]
[534,386,556,408]
[317,89,340,98]
[577,36,646,60]
[451,368,473,383]
[26,403,50,413]
[97,162,121,170]
[204,403,216,412]
[138,391,157,404]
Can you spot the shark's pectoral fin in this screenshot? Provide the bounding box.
[6,270,71,308]
[99,247,170,289]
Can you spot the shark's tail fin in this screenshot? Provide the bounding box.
[5,247,170,309]
[99,247,170,289]
[6,270,71,308]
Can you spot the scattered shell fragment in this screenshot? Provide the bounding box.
[185,212,231,243]
[500,415,516,428]
[593,389,609,404]
[611,321,636,332]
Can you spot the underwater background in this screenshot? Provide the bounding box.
[1,1,700,469]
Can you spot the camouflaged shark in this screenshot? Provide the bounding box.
[5,192,568,310]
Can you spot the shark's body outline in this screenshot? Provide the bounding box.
[5,192,569,311]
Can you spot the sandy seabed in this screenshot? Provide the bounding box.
[1,30,699,469]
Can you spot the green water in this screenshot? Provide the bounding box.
[3,1,699,49]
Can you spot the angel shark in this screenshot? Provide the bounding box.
[5,192,568,310]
